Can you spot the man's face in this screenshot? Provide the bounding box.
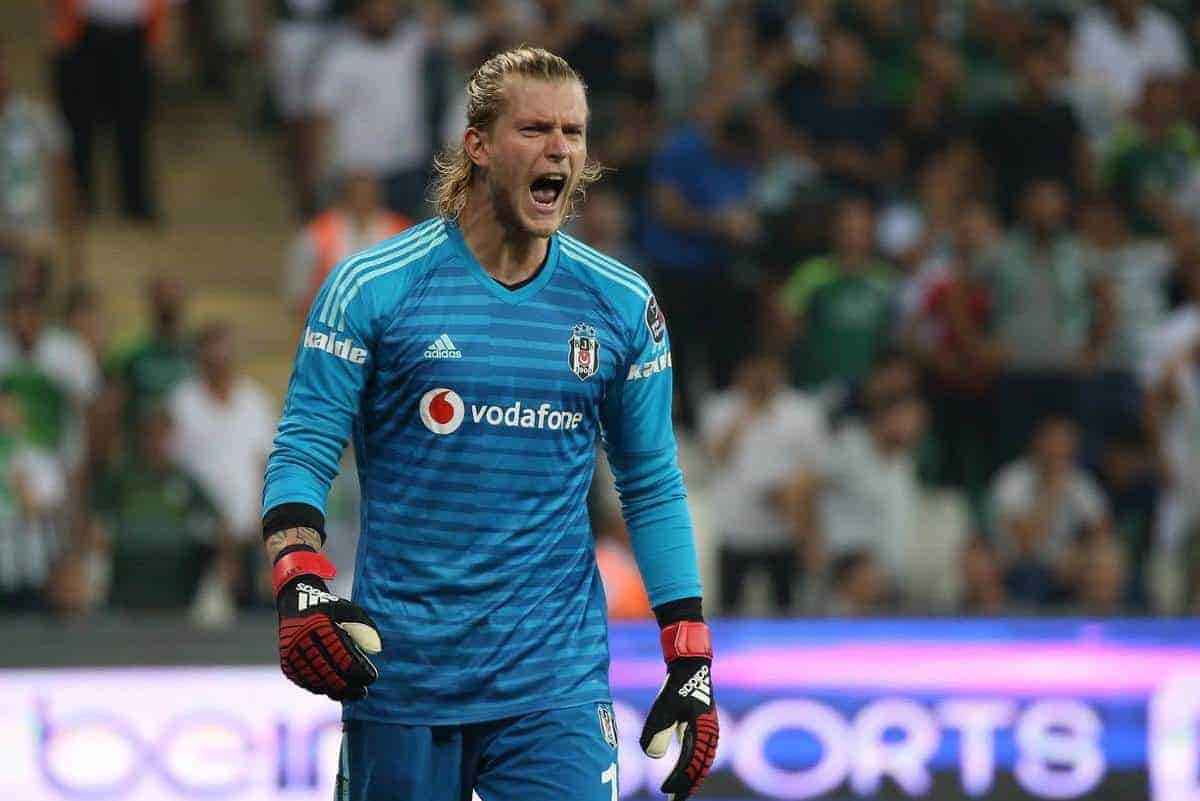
[199,330,233,377]
[358,0,399,38]
[1023,181,1067,234]
[474,77,588,239]
[1140,78,1180,128]
[149,278,183,331]
[1021,49,1055,96]
[1034,421,1078,469]
[825,32,869,87]
[834,201,875,261]
[139,414,173,464]
[343,173,382,216]
[1110,0,1141,19]
[955,203,999,258]
[9,302,42,348]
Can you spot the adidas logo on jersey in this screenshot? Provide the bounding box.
[677,664,712,705]
[424,334,462,359]
[296,582,338,611]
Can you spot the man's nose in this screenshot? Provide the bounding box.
[545,130,567,161]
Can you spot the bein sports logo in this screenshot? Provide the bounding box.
[418,387,584,436]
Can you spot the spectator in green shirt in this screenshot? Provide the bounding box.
[92,408,221,611]
[778,197,897,391]
[1103,75,1200,236]
[106,276,195,439]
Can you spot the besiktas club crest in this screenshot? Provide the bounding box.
[568,323,600,381]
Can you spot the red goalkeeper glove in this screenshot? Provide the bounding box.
[639,620,719,801]
[273,545,382,701]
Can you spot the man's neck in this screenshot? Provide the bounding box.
[838,252,870,273]
[205,373,233,401]
[458,190,551,286]
[1113,10,1137,32]
[345,206,375,231]
[1028,228,1056,250]
[1021,88,1050,108]
[827,84,861,105]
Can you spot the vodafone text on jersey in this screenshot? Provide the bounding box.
[419,388,583,436]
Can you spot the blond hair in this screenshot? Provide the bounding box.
[431,46,604,220]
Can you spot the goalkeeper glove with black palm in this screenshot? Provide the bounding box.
[640,620,719,801]
[273,545,382,701]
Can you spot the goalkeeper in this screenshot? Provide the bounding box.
[262,46,717,801]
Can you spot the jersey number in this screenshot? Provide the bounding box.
[601,762,617,801]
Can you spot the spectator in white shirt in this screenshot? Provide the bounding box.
[989,415,1111,606]
[0,42,80,281]
[651,0,710,123]
[312,0,435,218]
[1071,0,1189,138]
[168,321,276,605]
[257,0,347,216]
[816,353,927,597]
[700,352,827,615]
[1141,253,1200,609]
[0,289,100,477]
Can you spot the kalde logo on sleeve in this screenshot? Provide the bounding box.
[418,387,583,435]
[627,351,672,381]
[303,328,367,365]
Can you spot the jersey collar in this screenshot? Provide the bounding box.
[446,221,560,304]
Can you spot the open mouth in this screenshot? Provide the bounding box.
[529,174,567,212]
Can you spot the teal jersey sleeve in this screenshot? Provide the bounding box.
[600,291,702,607]
[264,264,379,517]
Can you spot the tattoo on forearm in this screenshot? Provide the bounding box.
[265,527,322,561]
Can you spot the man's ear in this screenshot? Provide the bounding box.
[464,127,489,169]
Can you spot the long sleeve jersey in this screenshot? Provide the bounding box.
[263,217,701,723]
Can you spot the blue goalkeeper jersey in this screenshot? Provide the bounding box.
[264,217,701,724]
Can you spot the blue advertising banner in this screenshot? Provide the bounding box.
[2,619,1198,801]
[610,619,1200,800]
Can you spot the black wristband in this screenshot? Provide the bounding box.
[263,502,327,543]
[272,543,318,565]
[653,596,704,628]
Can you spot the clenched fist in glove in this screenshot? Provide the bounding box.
[640,619,719,801]
[273,544,382,701]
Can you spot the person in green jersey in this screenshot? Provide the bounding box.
[1103,75,1200,237]
[778,196,896,391]
[92,407,221,611]
[106,276,195,439]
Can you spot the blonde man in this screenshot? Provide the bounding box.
[262,47,717,801]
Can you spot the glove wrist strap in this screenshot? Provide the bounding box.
[272,546,337,597]
[660,620,712,662]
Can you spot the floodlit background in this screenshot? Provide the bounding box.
[2,0,1200,799]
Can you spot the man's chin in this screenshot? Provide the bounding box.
[516,207,564,239]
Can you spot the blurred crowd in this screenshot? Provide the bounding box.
[5,0,1200,621]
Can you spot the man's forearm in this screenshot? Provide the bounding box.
[265,526,323,561]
